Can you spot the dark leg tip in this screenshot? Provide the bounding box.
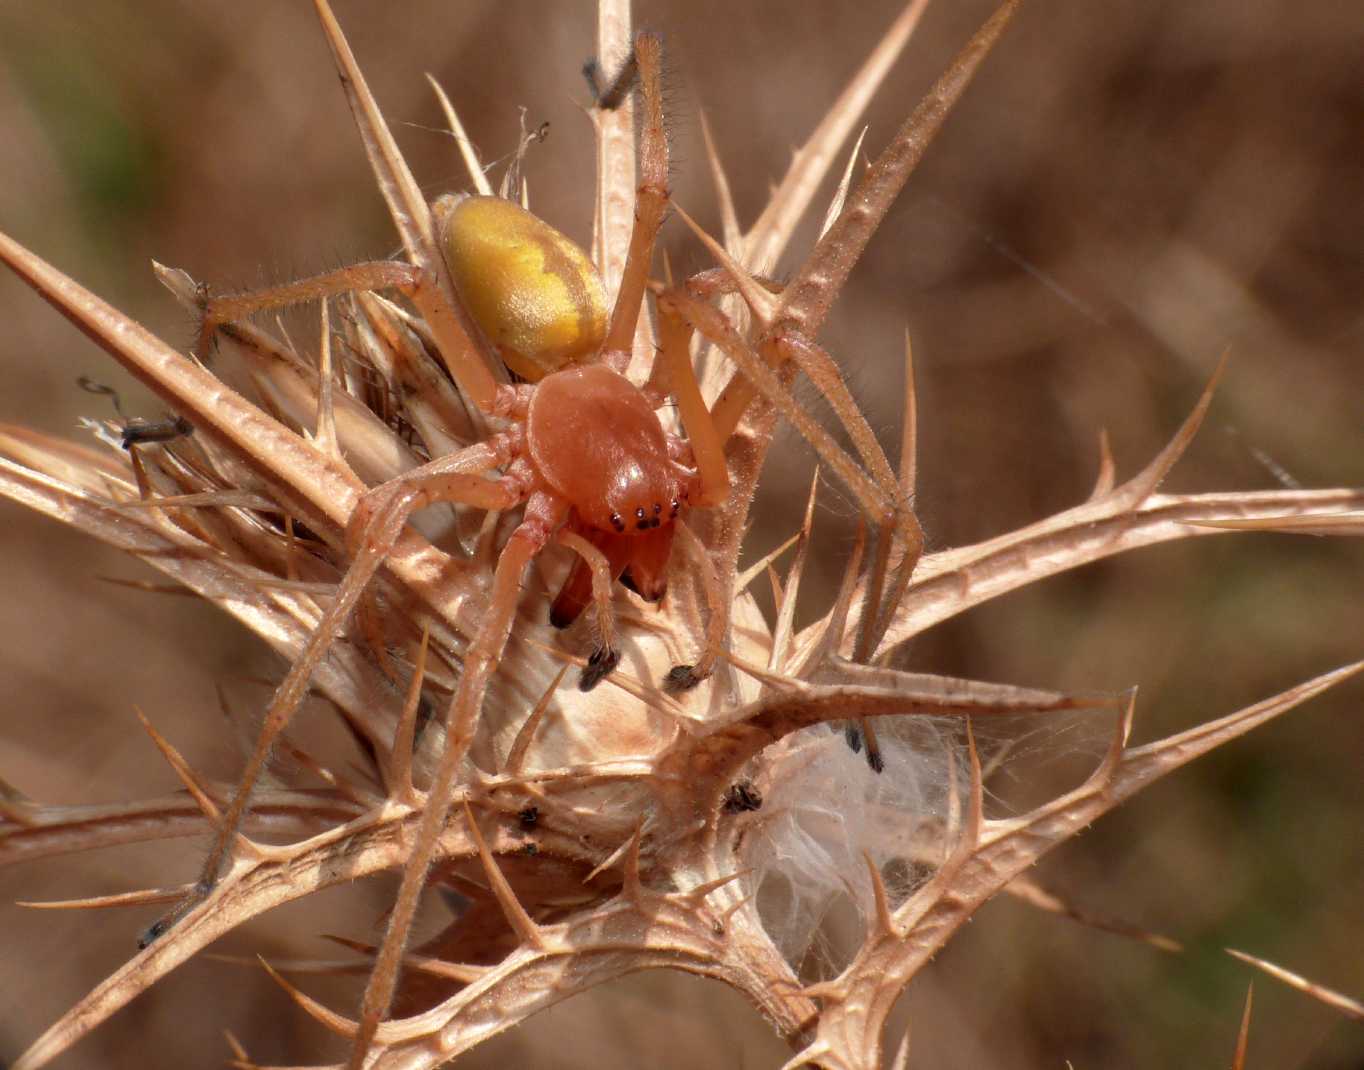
[866,746,885,775]
[579,646,620,691]
[663,664,705,693]
[844,722,864,754]
[722,780,763,814]
[138,876,217,948]
[548,607,573,630]
[137,917,170,949]
[581,58,602,99]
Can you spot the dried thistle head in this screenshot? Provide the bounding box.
[1,2,1362,1069]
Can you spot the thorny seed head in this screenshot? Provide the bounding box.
[0,2,1361,1069]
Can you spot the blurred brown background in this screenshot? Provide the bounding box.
[1,1,1361,1067]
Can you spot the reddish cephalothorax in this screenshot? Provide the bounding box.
[527,364,692,625]
[437,195,701,635]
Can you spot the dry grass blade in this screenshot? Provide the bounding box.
[309,0,433,257]
[767,468,819,674]
[17,885,196,911]
[425,73,494,198]
[0,456,390,744]
[0,788,360,868]
[1087,428,1117,500]
[0,234,364,531]
[1226,949,1364,1021]
[875,487,1364,655]
[698,109,742,253]
[1233,984,1254,1070]
[1004,875,1184,953]
[591,0,636,272]
[1185,513,1364,535]
[773,0,1022,338]
[259,956,358,1038]
[778,664,1363,1069]
[133,708,223,827]
[322,934,491,984]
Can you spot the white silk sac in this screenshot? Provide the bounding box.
[745,720,962,968]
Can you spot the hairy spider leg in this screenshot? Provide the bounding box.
[655,287,731,507]
[656,287,917,687]
[652,0,1021,767]
[348,486,566,1062]
[663,286,919,770]
[196,258,503,416]
[555,527,622,687]
[599,33,667,374]
[669,236,922,672]
[139,434,522,945]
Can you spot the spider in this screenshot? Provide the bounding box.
[153,23,732,951]
[195,34,729,697]
[149,2,943,1047]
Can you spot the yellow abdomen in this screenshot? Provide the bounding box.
[439,196,607,382]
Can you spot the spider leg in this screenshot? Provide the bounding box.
[658,287,906,546]
[349,489,566,1063]
[196,261,413,360]
[658,288,923,771]
[660,0,1020,688]
[664,517,727,692]
[140,435,522,946]
[555,528,623,690]
[196,259,507,416]
[642,292,736,689]
[656,291,729,508]
[684,266,786,301]
[600,33,667,374]
[768,328,923,664]
[341,434,535,679]
[342,430,528,554]
[548,529,627,629]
